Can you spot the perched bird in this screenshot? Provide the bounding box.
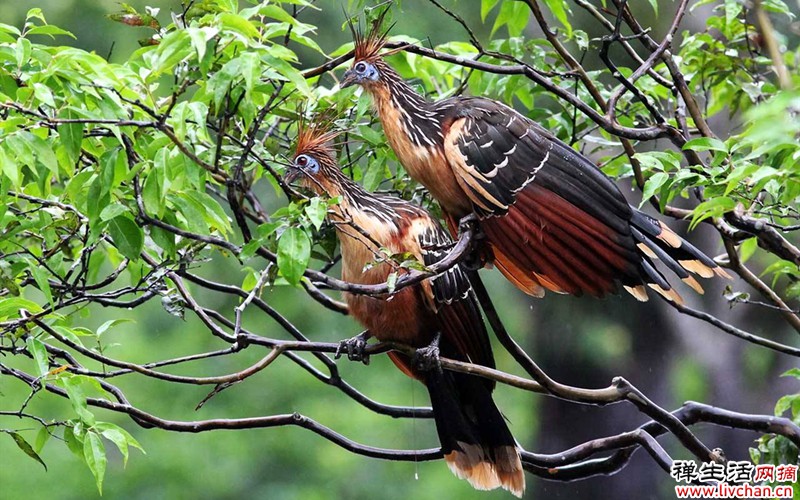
[340,17,729,303]
[285,122,525,496]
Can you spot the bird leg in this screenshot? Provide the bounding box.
[335,330,373,365]
[458,213,485,271]
[412,332,442,373]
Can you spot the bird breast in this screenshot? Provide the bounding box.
[335,211,435,345]
[373,91,472,216]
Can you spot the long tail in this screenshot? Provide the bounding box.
[626,209,731,304]
[388,352,525,497]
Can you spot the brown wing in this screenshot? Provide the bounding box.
[441,98,724,300]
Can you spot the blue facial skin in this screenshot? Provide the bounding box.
[295,154,320,174]
[342,61,380,87]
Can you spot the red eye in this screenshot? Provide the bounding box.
[297,156,307,166]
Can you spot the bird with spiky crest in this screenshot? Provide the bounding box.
[285,118,526,497]
[339,10,730,304]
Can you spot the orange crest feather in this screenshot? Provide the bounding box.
[350,6,392,61]
[294,114,340,160]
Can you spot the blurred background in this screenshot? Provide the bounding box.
[0,1,797,499]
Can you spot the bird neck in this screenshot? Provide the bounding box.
[367,63,444,147]
[316,169,383,222]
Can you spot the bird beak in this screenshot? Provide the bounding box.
[283,168,301,185]
[340,69,358,88]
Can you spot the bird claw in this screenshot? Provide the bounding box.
[457,213,478,234]
[413,334,442,373]
[335,331,371,365]
[456,214,485,270]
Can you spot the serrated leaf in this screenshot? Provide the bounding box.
[83,431,106,494]
[277,226,311,286]
[7,432,47,470]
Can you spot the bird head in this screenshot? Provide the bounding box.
[341,59,382,88]
[340,9,392,89]
[285,121,340,195]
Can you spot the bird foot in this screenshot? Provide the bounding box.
[457,214,485,271]
[457,213,478,234]
[412,334,442,373]
[335,331,372,365]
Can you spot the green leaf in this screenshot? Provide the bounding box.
[481,0,500,21]
[277,226,311,286]
[782,368,800,379]
[30,265,53,306]
[98,426,129,467]
[96,318,133,337]
[27,133,60,178]
[56,112,83,171]
[169,193,210,235]
[640,172,670,206]
[0,297,43,319]
[61,376,96,426]
[775,394,798,416]
[7,432,47,470]
[53,326,85,347]
[739,237,758,263]
[219,13,260,39]
[26,336,49,377]
[149,225,176,256]
[63,424,84,459]
[183,191,232,234]
[94,422,144,457]
[83,431,107,494]
[34,426,51,454]
[107,216,144,260]
[142,170,164,216]
[543,0,571,36]
[262,53,311,97]
[683,137,728,153]
[26,24,76,38]
[690,197,736,229]
[305,198,326,230]
[99,203,128,222]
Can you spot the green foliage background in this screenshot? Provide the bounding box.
[0,1,797,499]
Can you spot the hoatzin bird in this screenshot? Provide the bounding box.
[340,19,730,303]
[285,123,525,496]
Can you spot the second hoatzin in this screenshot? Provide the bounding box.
[341,17,730,303]
[285,123,525,496]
